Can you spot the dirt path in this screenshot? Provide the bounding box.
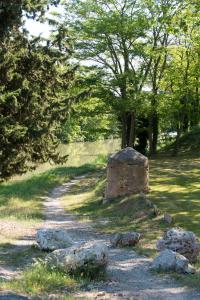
[42,175,200,300]
[1,176,200,300]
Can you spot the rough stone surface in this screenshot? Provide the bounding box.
[105,147,149,199]
[45,241,108,274]
[110,232,140,247]
[150,249,195,274]
[157,228,200,263]
[36,229,73,251]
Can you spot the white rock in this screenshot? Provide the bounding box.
[45,241,108,276]
[36,229,73,251]
[150,249,195,274]
[110,232,140,247]
[157,228,200,263]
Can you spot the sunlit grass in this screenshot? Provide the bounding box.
[2,262,79,298]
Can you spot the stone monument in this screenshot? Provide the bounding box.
[105,147,149,200]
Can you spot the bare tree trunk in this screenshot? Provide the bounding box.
[128,112,136,147]
[121,113,127,149]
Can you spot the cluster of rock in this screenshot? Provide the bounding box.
[156,228,200,263]
[45,241,108,277]
[36,229,108,277]
[151,228,200,274]
[36,228,141,277]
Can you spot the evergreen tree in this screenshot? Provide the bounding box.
[0,2,74,180]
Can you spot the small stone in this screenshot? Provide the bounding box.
[163,213,173,224]
[36,229,73,251]
[110,232,140,247]
[150,249,195,274]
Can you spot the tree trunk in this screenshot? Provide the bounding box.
[121,112,136,149]
[128,112,136,147]
[121,113,127,149]
[149,111,158,155]
[149,91,159,155]
[152,112,159,153]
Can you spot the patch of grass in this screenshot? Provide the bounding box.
[172,269,200,290]
[2,262,80,298]
[0,244,46,268]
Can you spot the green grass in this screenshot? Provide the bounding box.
[61,154,200,288]
[2,262,80,299]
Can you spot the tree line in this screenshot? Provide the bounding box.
[0,0,199,180]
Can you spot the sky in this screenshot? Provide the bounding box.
[24,4,64,38]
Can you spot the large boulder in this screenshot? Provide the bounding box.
[150,249,195,274]
[157,228,200,263]
[36,229,73,251]
[110,232,140,247]
[105,147,149,200]
[45,241,108,277]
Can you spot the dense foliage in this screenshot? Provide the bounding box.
[0,1,73,180]
[0,0,199,179]
[61,0,200,154]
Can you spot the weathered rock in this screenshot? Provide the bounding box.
[110,232,140,247]
[105,147,149,199]
[163,213,173,224]
[150,249,195,274]
[157,228,200,263]
[36,229,73,251]
[45,241,108,277]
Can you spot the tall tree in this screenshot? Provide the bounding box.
[63,0,155,149]
[0,1,74,180]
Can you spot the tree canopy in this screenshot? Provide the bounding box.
[0,0,199,179]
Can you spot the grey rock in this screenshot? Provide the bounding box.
[45,241,108,275]
[36,229,73,251]
[150,249,195,274]
[157,228,200,263]
[110,232,140,247]
[105,147,149,199]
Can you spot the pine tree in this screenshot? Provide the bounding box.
[0,1,74,180]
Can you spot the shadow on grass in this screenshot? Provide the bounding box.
[0,243,45,268]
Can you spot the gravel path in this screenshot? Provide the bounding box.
[1,175,200,300]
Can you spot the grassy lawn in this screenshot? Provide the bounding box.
[61,154,200,288]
